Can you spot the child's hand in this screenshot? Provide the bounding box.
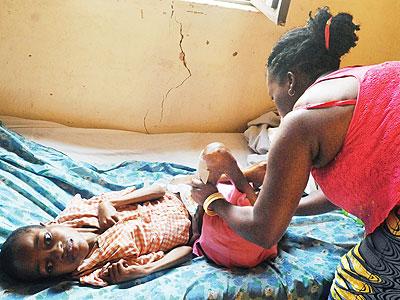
[98,200,119,231]
[99,259,151,284]
[190,178,218,206]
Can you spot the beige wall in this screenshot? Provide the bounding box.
[0,0,399,133]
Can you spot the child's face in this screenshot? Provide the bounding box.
[14,224,90,280]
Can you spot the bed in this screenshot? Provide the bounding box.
[0,115,363,299]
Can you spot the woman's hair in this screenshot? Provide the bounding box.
[0,225,42,282]
[267,7,360,83]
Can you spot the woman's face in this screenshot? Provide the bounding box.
[13,224,90,280]
[267,76,293,117]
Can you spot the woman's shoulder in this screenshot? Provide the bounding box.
[317,63,386,82]
[283,104,355,168]
[296,62,399,109]
[294,76,359,110]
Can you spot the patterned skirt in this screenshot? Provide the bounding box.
[329,207,400,299]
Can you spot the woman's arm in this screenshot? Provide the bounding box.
[194,110,318,248]
[295,189,338,216]
[100,246,193,284]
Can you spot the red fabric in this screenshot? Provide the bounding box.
[324,17,332,50]
[304,99,356,109]
[307,62,400,235]
[193,183,277,268]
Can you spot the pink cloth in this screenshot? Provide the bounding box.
[193,183,277,268]
[308,61,400,235]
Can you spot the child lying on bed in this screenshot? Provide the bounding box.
[0,184,195,286]
[0,143,276,286]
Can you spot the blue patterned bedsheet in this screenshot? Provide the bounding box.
[0,123,364,299]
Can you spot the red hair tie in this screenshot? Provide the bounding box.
[324,17,332,50]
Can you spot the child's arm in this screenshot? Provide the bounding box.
[99,246,193,284]
[144,246,192,274]
[218,161,267,189]
[98,185,166,231]
[108,184,166,208]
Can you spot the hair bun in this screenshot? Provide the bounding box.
[267,6,361,84]
[307,7,360,58]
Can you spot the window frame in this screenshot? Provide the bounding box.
[181,0,291,26]
[250,0,291,25]
[216,0,251,5]
[182,0,257,12]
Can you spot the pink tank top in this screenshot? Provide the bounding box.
[304,61,400,235]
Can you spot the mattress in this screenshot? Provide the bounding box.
[0,116,251,168]
[0,116,364,299]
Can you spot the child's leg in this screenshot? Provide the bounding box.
[200,142,257,204]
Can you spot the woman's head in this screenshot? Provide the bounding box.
[0,224,89,282]
[267,7,360,116]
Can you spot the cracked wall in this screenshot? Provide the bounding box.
[0,0,399,133]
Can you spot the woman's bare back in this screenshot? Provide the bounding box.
[293,76,359,168]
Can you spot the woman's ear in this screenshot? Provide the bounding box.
[287,71,296,90]
[287,71,296,97]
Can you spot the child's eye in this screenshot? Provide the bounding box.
[46,261,54,274]
[44,232,52,246]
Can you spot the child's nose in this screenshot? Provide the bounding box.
[50,241,63,260]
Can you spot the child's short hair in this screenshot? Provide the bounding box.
[0,225,42,282]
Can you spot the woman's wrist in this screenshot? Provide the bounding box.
[203,192,225,216]
[208,197,228,213]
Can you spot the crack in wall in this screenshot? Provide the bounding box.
[160,18,192,122]
[170,1,174,19]
[143,109,150,134]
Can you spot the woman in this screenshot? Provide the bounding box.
[191,7,400,299]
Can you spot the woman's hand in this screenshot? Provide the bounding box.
[99,259,151,284]
[190,178,218,206]
[98,200,119,231]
